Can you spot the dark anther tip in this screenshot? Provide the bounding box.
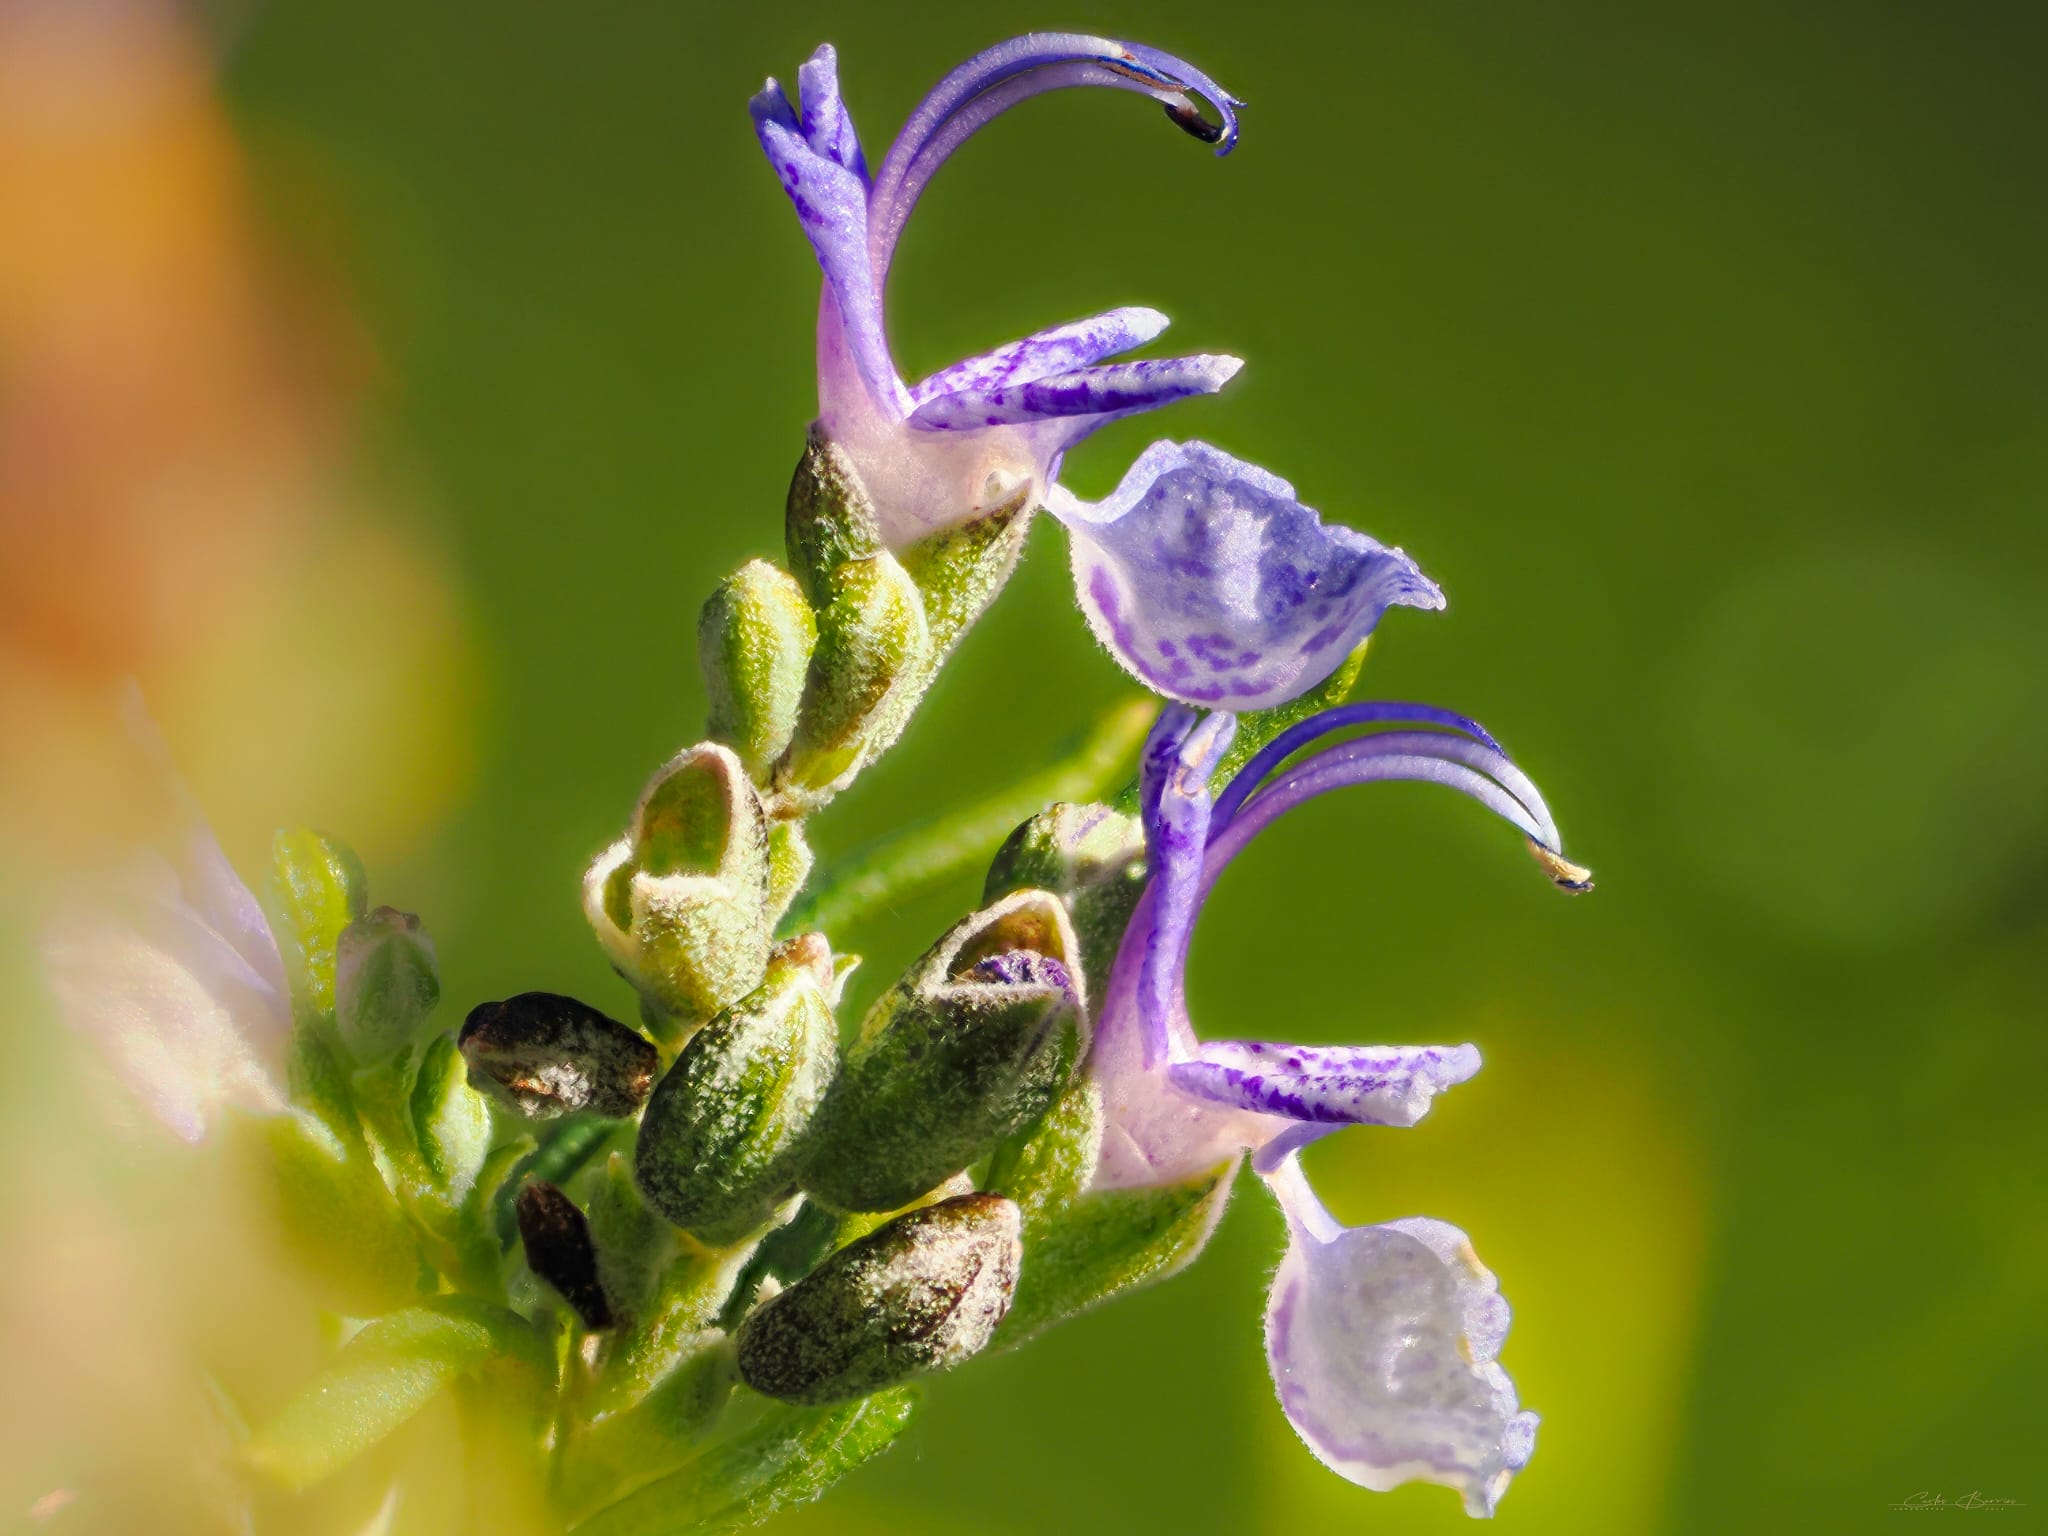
[1163,99,1227,144]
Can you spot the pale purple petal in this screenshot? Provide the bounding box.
[1264,1160,1538,1518]
[174,824,287,998]
[42,690,292,1143]
[118,684,286,995]
[45,856,290,1143]
[908,307,1169,406]
[753,87,903,416]
[796,44,866,180]
[1053,441,1446,712]
[1136,707,1233,1070]
[908,355,1243,436]
[1169,1041,1481,1126]
[1090,930,1270,1189]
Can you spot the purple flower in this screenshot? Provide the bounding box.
[1088,702,1587,1513]
[751,36,1245,545]
[1050,442,1446,711]
[42,694,289,1143]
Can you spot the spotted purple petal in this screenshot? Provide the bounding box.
[796,44,866,180]
[908,355,1244,437]
[1264,1158,1538,1518]
[1135,706,1233,1069]
[1169,1041,1482,1126]
[752,83,901,417]
[1052,441,1445,711]
[908,307,1170,406]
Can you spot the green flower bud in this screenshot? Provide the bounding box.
[778,552,931,808]
[334,906,441,1060]
[459,992,658,1120]
[765,820,813,929]
[735,1192,1021,1405]
[985,802,1148,996]
[516,1179,614,1330]
[784,426,884,609]
[583,1151,679,1318]
[699,559,818,780]
[409,1029,491,1202]
[584,743,774,1033]
[635,936,840,1245]
[266,827,368,1016]
[801,891,1082,1213]
[896,482,1033,662]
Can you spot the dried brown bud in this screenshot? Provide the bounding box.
[459,992,658,1120]
[515,1179,614,1330]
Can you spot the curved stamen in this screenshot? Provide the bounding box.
[1116,711,1585,1069]
[1140,748,1555,1061]
[867,34,1242,285]
[1236,731,1564,855]
[1209,755,1546,904]
[1211,702,1506,828]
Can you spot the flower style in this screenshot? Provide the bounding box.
[1086,702,1588,1514]
[42,696,289,1143]
[752,35,1245,546]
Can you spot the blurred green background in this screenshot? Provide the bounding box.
[8,1,2048,1531]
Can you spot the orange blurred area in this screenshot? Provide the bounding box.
[0,6,476,1528]
[0,0,473,885]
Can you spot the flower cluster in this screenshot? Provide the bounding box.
[41,30,1587,1533]
[755,39,1444,713]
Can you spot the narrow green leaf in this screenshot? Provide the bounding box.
[266,827,368,1018]
[287,1023,362,1145]
[494,1116,622,1246]
[554,1335,738,1523]
[243,1298,548,1491]
[410,1031,491,1201]
[997,1165,1237,1351]
[589,1240,757,1422]
[568,1388,918,1536]
[986,1077,1238,1350]
[793,696,1155,935]
[236,1108,423,1317]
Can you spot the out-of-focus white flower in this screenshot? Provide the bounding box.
[42,694,289,1142]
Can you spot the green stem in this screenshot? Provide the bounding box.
[789,696,1155,936]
